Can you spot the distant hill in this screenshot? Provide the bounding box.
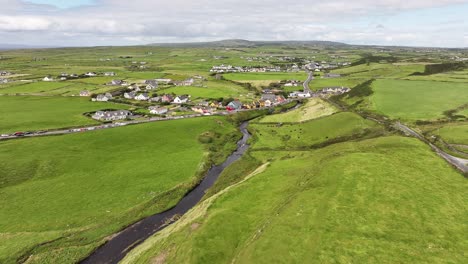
[147,39,348,48]
[0,44,57,50]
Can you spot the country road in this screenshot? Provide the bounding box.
[394,122,468,173]
[303,71,314,93]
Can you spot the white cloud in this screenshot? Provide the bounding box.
[0,0,466,47]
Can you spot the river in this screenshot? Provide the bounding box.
[80,121,251,264]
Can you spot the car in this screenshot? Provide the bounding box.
[1,134,9,137]
[13,132,24,136]
[36,130,46,134]
[24,131,33,135]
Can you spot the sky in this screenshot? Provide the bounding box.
[0,0,467,47]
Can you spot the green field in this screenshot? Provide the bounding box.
[434,123,468,145]
[223,72,307,81]
[0,117,238,263]
[331,63,425,79]
[259,98,338,123]
[0,96,128,133]
[122,136,467,264]
[369,79,468,121]
[250,112,379,150]
[160,80,250,99]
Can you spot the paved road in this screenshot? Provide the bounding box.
[395,122,468,173]
[303,71,314,93]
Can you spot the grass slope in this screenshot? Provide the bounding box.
[250,112,379,150]
[0,117,238,263]
[259,98,338,123]
[369,79,468,121]
[123,136,467,264]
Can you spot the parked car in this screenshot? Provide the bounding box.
[1,134,9,137]
[13,132,24,136]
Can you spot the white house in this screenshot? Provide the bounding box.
[85,72,97,77]
[173,95,190,104]
[94,93,113,102]
[79,90,90,97]
[104,72,116,76]
[135,93,150,101]
[124,91,136,99]
[148,106,168,115]
[43,76,54,81]
[92,110,132,121]
[145,80,158,90]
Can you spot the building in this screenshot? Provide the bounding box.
[148,106,168,115]
[124,91,136,99]
[161,94,174,103]
[43,76,54,81]
[173,95,190,104]
[92,110,132,121]
[104,72,116,76]
[93,93,113,102]
[79,90,90,97]
[85,72,97,77]
[174,78,194,86]
[135,93,150,101]
[145,80,159,90]
[107,79,127,86]
[227,100,243,111]
[155,78,172,84]
[0,78,8,84]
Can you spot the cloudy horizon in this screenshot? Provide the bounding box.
[1,0,467,48]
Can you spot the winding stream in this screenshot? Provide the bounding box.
[80,122,251,264]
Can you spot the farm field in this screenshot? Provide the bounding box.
[259,98,338,123]
[331,63,425,79]
[433,123,468,145]
[250,112,380,150]
[122,136,467,264]
[309,78,365,90]
[0,116,238,263]
[160,80,251,100]
[0,96,128,133]
[223,72,308,81]
[368,79,468,121]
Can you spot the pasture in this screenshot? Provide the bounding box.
[259,98,338,123]
[0,116,238,263]
[250,112,379,150]
[0,96,128,133]
[368,79,468,121]
[122,136,467,264]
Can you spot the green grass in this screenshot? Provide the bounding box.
[250,112,379,150]
[0,81,70,94]
[259,98,338,123]
[0,96,128,133]
[0,116,238,263]
[368,79,468,121]
[122,136,467,264]
[223,72,307,81]
[310,78,366,91]
[434,123,468,145]
[332,63,425,79]
[160,80,250,99]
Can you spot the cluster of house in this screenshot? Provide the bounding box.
[210,65,282,73]
[284,80,302,87]
[304,61,350,71]
[289,87,351,98]
[92,110,132,121]
[43,72,116,82]
[92,93,113,101]
[123,91,190,104]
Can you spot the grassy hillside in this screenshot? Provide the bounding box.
[0,96,129,133]
[368,79,468,121]
[259,98,338,123]
[250,112,380,150]
[0,117,238,263]
[122,136,467,264]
